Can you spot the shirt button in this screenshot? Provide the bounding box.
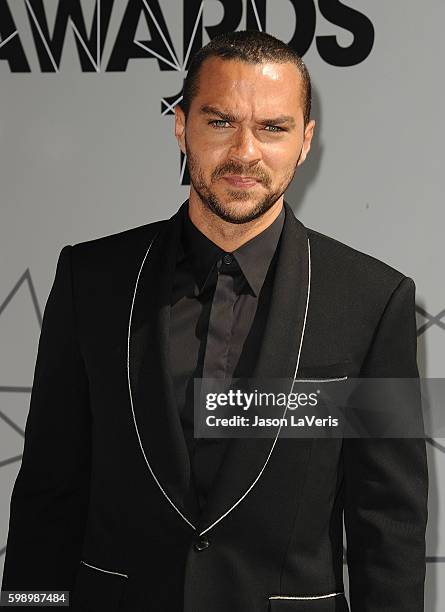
[223,253,233,265]
[193,535,210,551]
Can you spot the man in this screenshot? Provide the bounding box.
[2,30,428,612]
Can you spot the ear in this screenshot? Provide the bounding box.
[297,119,316,167]
[175,105,186,155]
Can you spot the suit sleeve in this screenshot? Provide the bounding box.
[343,276,428,612]
[1,245,92,597]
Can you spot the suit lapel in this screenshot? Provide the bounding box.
[195,201,311,535]
[128,201,201,530]
[128,200,311,536]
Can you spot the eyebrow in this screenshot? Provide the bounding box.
[199,104,296,129]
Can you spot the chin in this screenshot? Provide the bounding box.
[214,201,266,225]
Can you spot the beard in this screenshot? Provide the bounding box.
[185,141,301,225]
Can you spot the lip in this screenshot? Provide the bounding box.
[223,175,260,188]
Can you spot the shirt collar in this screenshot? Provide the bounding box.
[177,205,223,293]
[177,202,285,297]
[233,205,284,296]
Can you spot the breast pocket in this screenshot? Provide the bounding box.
[71,560,128,612]
[296,361,352,381]
[293,362,352,430]
[268,592,349,611]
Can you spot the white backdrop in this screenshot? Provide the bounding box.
[0,1,443,608]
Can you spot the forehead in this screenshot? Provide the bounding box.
[193,56,303,118]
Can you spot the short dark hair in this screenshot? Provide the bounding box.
[180,30,312,126]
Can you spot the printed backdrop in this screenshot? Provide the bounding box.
[0,1,443,608]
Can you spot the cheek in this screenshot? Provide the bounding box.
[199,149,228,176]
[263,135,303,165]
[189,123,224,152]
[187,149,220,182]
[188,131,225,163]
[200,140,231,165]
[264,149,300,178]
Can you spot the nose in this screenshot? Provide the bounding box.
[229,126,261,165]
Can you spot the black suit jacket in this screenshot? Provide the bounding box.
[1,200,428,612]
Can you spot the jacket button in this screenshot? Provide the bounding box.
[193,535,210,551]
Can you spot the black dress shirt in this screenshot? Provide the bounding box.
[168,202,285,509]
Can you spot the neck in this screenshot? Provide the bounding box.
[187,191,284,252]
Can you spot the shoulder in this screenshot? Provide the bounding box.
[305,225,412,302]
[69,218,168,270]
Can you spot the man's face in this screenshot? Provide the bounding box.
[175,57,315,224]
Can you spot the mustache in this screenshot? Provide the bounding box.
[213,162,270,185]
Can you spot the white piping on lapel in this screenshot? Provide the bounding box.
[269,591,343,600]
[295,376,348,382]
[198,237,312,536]
[128,231,312,536]
[127,231,197,531]
[80,560,128,579]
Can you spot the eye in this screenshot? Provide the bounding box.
[209,119,231,129]
[264,125,285,132]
